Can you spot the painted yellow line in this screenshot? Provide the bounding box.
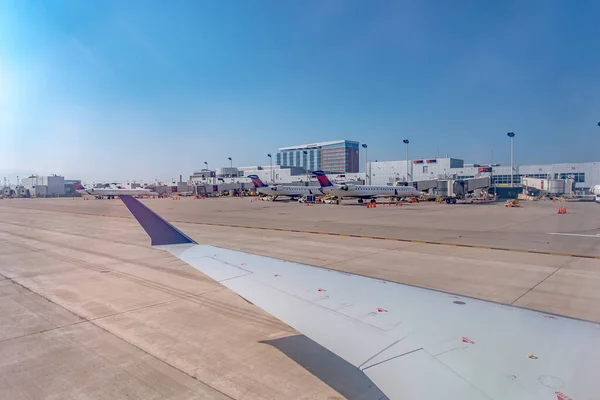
[545,252,574,257]
[569,254,599,259]
[2,204,598,260]
[508,248,533,253]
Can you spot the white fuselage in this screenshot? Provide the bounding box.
[590,185,600,195]
[322,184,421,199]
[80,188,157,197]
[257,185,323,198]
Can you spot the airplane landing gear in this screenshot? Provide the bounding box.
[358,199,364,204]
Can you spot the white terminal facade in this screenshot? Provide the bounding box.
[368,157,599,190]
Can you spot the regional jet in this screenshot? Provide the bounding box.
[313,170,420,203]
[120,195,599,399]
[76,184,157,199]
[248,175,322,200]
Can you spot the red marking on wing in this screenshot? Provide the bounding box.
[556,391,573,400]
[462,337,475,344]
[318,288,326,292]
[544,315,558,319]
[274,274,280,277]
[377,308,388,313]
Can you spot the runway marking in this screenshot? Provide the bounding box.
[548,233,600,238]
[2,205,600,260]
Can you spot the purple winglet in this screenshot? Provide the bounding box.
[120,195,196,246]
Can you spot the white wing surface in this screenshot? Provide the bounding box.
[121,195,599,400]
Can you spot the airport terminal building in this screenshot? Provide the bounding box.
[368,157,600,191]
[276,140,360,174]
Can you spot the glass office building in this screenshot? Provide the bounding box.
[276,140,360,174]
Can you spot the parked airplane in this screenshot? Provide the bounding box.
[312,170,420,203]
[75,183,157,199]
[121,194,599,399]
[248,175,322,200]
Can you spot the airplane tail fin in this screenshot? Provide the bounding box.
[120,195,197,246]
[312,171,333,187]
[248,175,266,188]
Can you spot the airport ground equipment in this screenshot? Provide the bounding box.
[505,200,521,207]
[436,176,491,204]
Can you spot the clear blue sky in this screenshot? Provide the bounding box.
[1,0,599,182]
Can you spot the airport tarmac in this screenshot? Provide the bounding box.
[1,197,599,399]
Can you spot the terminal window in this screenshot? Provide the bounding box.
[558,172,585,182]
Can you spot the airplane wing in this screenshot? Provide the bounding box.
[120,195,598,400]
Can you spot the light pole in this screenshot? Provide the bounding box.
[361,144,368,184]
[403,139,410,182]
[302,150,308,178]
[204,161,210,184]
[507,132,515,187]
[227,157,232,178]
[267,154,273,183]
